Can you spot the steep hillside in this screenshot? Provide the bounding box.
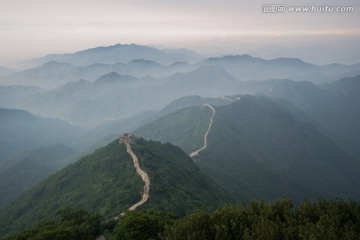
[136,106,212,153]
[198,96,360,200]
[0,144,77,208]
[239,78,360,160]
[77,95,228,151]
[0,109,83,162]
[135,95,360,201]
[0,138,237,236]
[158,95,229,117]
[323,75,360,111]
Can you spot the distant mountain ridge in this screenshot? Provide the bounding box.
[15,65,240,126]
[25,44,201,67]
[1,59,195,89]
[0,108,83,162]
[2,45,359,92]
[200,55,360,83]
[237,76,360,160]
[3,45,359,91]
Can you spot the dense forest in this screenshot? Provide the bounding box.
[0,139,236,236]
[2,198,359,240]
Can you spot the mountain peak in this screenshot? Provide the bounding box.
[29,44,199,66]
[95,72,136,84]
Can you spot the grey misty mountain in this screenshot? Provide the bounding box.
[0,143,77,208]
[94,72,137,85]
[0,66,15,78]
[158,65,240,97]
[4,46,360,90]
[249,45,360,65]
[1,59,196,90]
[15,65,240,127]
[236,76,360,160]
[0,61,76,89]
[199,55,360,83]
[24,43,201,67]
[0,85,44,109]
[135,95,360,201]
[0,108,83,163]
[319,63,360,77]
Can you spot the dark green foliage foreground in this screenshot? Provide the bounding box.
[111,209,176,240]
[4,199,360,240]
[3,208,103,240]
[162,199,360,240]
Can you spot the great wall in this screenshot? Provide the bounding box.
[119,133,150,212]
[190,103,216,158]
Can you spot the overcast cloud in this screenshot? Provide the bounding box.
[0,0,359,65]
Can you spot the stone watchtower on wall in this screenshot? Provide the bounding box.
[119,133,136,144]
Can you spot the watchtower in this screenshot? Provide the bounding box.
[119,133,135,144]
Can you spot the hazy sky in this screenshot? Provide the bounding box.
[0,0,359,65]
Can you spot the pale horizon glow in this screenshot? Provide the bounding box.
[0,0,359,66]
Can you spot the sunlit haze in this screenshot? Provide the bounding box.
[0,0,359,65]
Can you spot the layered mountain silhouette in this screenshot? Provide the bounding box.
[238,76,360,160]
[25,44,200,66]
[0,138,237,236]
[0,59,195,89]
[200,55,360,83]
[3,45,360,91]
[0,109,83,162]
[16,66,239,126]
[136,95,360,201]
[0,85,43,109]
